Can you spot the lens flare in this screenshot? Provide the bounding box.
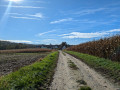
[0,1,12,30]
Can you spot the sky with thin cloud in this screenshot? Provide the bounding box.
[0,0,120,45]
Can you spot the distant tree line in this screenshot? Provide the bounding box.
[0,41,37,50]
[0,41,71,50]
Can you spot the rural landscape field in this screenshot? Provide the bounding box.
[0,0,120,90]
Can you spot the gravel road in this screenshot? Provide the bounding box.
[50,51,119,90]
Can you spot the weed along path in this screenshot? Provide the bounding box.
[50,51,117,90]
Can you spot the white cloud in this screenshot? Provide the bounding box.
[37,30,56,36]
[8,0,23,2]
[77,19,97,24]
[25,1,47,3]
[74,8,107,15]
[8,13,22,15]
[61,32,108,39]
[11,16,40,20]
[1,5,43,9]
[50,18,73,24]
[9,13,44,20]
[42,39,57,42]
[60,29,120,39]
[1,40,32,43]
[106,29,120,33]
[27,13,43,18]
[42,39,57,44]
[110,15,118,17]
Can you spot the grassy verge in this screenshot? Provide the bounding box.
[68,60,78,70]
[65,51,120,83]
[62,51,66,56]
[0,51,59,90]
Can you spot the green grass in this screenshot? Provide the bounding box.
[79,86,91,90]
[65,51,120,82]
[68,60,78,70]
[62,51,66,56]
[76,80,87,85]
[0,51,59,90]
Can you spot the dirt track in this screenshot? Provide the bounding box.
[50,51,119,90]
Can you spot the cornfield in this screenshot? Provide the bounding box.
[66,35,120,62]
[0,48,52,54]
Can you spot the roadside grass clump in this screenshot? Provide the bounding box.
[65,51,120,82]
[77,80,87,85]
[0,51,59,90]
[79,86,92,90]
[62,51,66,56]
[68,60,78,70]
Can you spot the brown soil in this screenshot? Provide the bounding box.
[0,53,49,76]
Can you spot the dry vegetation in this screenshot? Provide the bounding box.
[66,35,120,62]
[0,48,52,54]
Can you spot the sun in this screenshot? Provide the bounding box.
[8,0,23,2]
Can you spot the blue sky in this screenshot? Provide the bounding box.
[0,0,120,45]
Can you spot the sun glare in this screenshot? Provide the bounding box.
[8,0,23,2]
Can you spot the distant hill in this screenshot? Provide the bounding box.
[0,40,36,50]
